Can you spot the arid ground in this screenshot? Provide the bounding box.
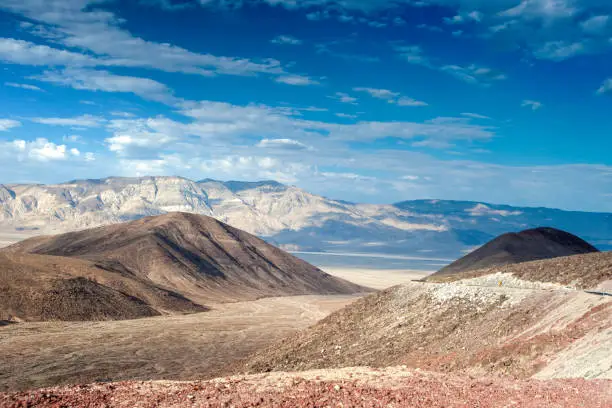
[3,367,610,408]
[0,268,428,392]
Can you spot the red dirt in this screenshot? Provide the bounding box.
[1,368,609,408]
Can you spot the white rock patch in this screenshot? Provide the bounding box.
[456,272,576,291]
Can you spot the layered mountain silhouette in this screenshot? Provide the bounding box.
[1,213,367,321]
[427,227,599,280]
[1,177,611,259]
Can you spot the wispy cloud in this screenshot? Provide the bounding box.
[521,100,543,110]
[5,82,44,91]
[354,87,428,107]
[596,78,612,95]
[257,138,312,150]
[275,75,321,86]
[31,114,105,127]
[461,112,491,120]
[271,35,303,45]
[1,1,313,84]
[33,68,178,103]
[329,92,358,105]
[0,119,21,131]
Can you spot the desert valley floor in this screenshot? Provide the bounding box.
[0,266,428,392]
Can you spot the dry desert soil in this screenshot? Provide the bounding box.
[0,268,427,392]
[2,367,610,408]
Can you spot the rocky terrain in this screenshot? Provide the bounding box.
[427,250,612,290]
[430,227,599,278]
[243,252,612,380]
[1,176,611,258]
[1,212,366,321]
[2,367,610,408]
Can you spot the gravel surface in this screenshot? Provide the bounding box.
[2,367,610,408]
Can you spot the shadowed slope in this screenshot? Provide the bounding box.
[427,227,599,279]
[0,252,205,321]
[5,212,369,305]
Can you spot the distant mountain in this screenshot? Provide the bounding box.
[0,177,611,260]
[427,227,599,279]
[5,212,367,309]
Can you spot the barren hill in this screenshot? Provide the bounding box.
[4,212,367,306]
[0,252,205,322]
[428,227,599,279]
[426,250,612,290]
[243,270,611,379]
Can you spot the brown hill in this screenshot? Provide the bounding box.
[0,252,205,322]
[428,227,599,280]
[427,250,612,289]
[4,212,368,306]
[242,256,612,379]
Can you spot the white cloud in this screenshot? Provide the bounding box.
[461,112,491,120]
[275,75,320,86]
[395,44,506,85]
[354,87,428,107]
[0,38,98,67]
[31,114,104,127]
[110,111,137,118]
[0,119,21,131]
[394,45,431,66]
[597,78,612,94]
[0,138,77,161]
[271,35,303,45]
[444,11,482,24]
[0,1,313,86]
[257,138,311,150]
[353,87,399,100]
[63,134,82,143]
[335,113,358,119]
[521,100,543,110]
[34,68,177,103]
[533,41,587,60]
[5,82,44,91]
[581,15,609,33]
[329,92,358,104]
[440,64,507,85]
[199,155,307,184]
[397,97,428,107]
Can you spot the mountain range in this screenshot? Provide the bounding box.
[1,176,611,259]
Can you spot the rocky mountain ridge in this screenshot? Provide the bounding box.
[1,176,611,258]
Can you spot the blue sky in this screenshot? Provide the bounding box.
[0,0,611,211]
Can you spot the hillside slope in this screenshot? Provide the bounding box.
[428,227,599,279]
[0,252,205,322]
[243,276,611,379]
[4,212,368,305]
[426,250,612,290]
